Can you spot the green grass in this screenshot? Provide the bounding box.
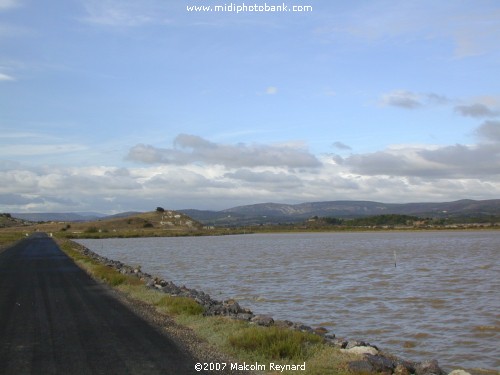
[93,264,129,286]
[228,325,323,360]
[155,295,204,316]
[0,231,26,248]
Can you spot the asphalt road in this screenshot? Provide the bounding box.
[0,233,200,375]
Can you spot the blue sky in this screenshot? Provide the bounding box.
[1,0,499,213]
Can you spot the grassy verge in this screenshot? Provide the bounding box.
[0,229,26,249]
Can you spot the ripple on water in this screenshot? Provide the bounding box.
[77,231,500,371]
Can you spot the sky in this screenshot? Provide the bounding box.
[1,0,499,213]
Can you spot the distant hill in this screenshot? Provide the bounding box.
[9,199,500,227]
[25,210,204,238]
[0,213,31,228]
[100,211,142,220]
[11,212,106,222]
[180,199,500,226]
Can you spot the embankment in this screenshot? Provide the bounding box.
[66,238,476,375]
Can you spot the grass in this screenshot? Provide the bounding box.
[155,295,205,316]
[93,264,129,286]
[0,230,26,248]
[228,325,323,360]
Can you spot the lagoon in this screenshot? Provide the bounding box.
[77,231,499,372]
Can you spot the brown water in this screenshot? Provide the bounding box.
[78,231,500,372]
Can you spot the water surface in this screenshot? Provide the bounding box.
[78,231,499,372]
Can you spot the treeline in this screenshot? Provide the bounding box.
[317,214,500,227]
[321,214,421,227]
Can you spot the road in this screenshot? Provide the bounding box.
[0,233,200,375]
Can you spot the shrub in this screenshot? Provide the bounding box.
[84,226,99,233]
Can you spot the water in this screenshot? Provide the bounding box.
[77,231,500,372]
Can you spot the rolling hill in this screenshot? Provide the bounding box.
[180,199,500,226]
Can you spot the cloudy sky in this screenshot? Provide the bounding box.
[1,0,499,213]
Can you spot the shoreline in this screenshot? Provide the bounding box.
[66,237,495,375]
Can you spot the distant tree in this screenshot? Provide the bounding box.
[347,214,421,227]
[323,217,344,225]
[156,207,165,212]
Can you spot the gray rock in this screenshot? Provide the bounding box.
[395,364,412,375]
[341,346,379,356]
[313,327,328,336]
[346,340,367,349]
[394,359,417,374]
[366,354,396,372]
[235,313,254,321]
[331,338,348,348]
[274,320,294,329]
[348,360,374,373]
[416,359,446,375]
[223,299,241,314]
[292,323,313,332]
[448,371,471,375]
[251,315,274,327]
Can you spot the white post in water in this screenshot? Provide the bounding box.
[393,250,397,268]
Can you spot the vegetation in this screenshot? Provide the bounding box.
[228,325,322,360]
[0,230,26,248]
[0,213,30,229]
[344,214,421,227]
[155,295,204,316]
[288,213,500,232]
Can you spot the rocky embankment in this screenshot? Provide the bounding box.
[74,241,471,375]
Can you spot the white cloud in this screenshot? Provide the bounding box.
[340,121,500,179]
[81,0,172,27]
[82,0,151,27]
[1,122,499,213]
[127,134,322,168]
[455,103,500,118]
[266,86,278,95]
[0,144,87,157]
[332,141,352,151]
[0,0,21,10]
[380,90,451,109]
[380,90,422,109]
[476,120,500,142]
[0,72,15,81]
[316,2,500,59]
[0,131,88,159]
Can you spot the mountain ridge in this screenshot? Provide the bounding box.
[9,199,500,226]
[181,199,500,225]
